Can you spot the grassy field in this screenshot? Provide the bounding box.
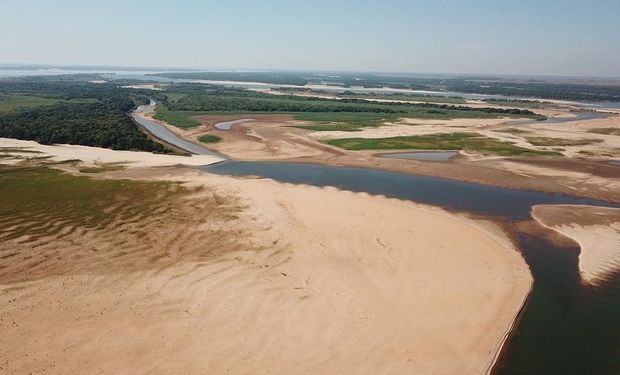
[154,108,203,128]
[0,95,98,112]
[525,136,604,146]
[0,166,183,242]
[326,132,560,156]
[292,112,402,131]
[0,165,246,284]
[198,134,222,143]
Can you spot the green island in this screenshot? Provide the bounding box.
[326,133,561,156]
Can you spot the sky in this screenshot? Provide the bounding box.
[1,0,619,77]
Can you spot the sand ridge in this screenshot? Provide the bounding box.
[532,205,620,285]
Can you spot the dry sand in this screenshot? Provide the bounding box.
[533,205,620,285]
[0,137,223,167]
[0,156,532,374]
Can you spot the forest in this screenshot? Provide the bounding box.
[0,77,166,152]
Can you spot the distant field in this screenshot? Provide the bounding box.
[326,133,560,156]
[0,95,98,112]
[292,112,402,131]
[154,108,203,128]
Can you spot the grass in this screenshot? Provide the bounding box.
[198,134,222,143]
[326,132,561,156]
[292,112,401,131]
[0,166,184,241]
[525,136,604,146]
[154,108,203,128]
[0,95,63,112]
[587,128,620,136]
[0,95,98,112]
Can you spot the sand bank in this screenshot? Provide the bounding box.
[0,157,531,374]
[533,205,620,285]
[0,137,223,167]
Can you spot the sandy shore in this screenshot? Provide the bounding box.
[0,137,223,167]
[0,151,531,374]
[533,205,620,285]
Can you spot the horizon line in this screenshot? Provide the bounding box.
[2,62,620,81]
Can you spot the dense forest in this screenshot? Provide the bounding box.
[152,72,620,102]
[0,77,166,152]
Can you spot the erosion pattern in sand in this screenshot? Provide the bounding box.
[0,160,531,374]
[533,205,620,285]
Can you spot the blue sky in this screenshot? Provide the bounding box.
[1,0,619,76]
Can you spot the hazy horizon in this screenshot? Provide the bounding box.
[2,0,619,78]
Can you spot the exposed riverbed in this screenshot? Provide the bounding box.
[132,103,620,374]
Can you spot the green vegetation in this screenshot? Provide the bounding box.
[198,134,222,143]
[338,92,468,104]
[0,166,183,242]
[525,136,604,146]
[292,112,401,131]
[0,77,168,152]
[326,132,560,156]
[154,84,544,130]
[0,95,63,112]
[0,95,99,112]
[483,99,556,109]
[587,127,620,136]
[154,108,202,128]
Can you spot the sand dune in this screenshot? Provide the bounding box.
[533,205,620,285]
